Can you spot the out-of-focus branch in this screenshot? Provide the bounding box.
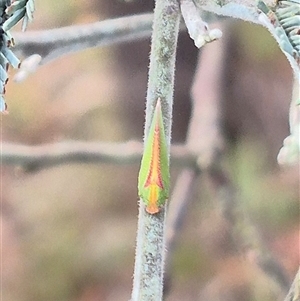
[284,267,300,301]
[166,169,198,252]
[188,22,290,295]
[209,166,290,294]
[186,21,224,168]
[1,141,195,171]
[163,21,225,297]
[13,13,154,64]
[166,20,226,245]
[164,168,198,296]
[179,20,289,297]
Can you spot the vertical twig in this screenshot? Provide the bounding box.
[186,21,224,167]
[131,1,180,300]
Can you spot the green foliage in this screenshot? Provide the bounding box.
[257,0,300,66]
[3,0,35,32]
[0,0,34,112]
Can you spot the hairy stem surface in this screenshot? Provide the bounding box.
[131,0,180,300]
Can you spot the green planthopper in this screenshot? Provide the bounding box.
[138,98,170,214]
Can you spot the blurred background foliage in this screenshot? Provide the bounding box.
[2,1,298,301]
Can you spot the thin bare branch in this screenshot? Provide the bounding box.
[186,21,224,168]
[1,141,195,171]
[13,13,154,64]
